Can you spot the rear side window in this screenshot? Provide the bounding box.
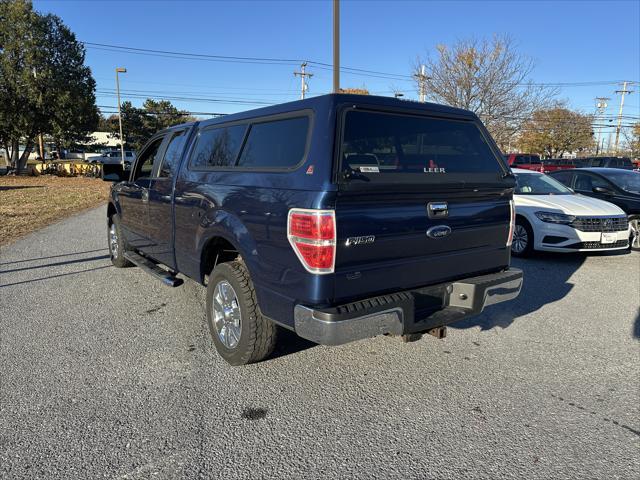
[159,130,187,178]
[190,125,246,169]
[342,110,502,175]
[237,116,309,169]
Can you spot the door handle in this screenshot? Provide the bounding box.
[427,202,448,218]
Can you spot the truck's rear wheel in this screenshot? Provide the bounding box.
[108,214,133,268]
[206,261,278,366]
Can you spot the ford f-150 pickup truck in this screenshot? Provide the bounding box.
[105,94,523,365]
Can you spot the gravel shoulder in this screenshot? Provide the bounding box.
[1,206,639,479]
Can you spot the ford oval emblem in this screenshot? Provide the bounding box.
[426,225,452,239]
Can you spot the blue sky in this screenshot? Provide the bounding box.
[34,0,639,131]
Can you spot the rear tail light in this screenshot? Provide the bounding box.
[287,209,336,274]
[507,199,516,247]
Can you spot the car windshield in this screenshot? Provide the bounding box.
[514,172,573,195]
[600,170,640,193]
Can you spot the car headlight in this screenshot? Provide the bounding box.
[534,211,576,225]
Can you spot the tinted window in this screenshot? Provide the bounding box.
[237,116,309,168]
[574,173,610,192]
[342,110,502,175]
[600,170,640,193]
[159,131,187,178]
[551,171,572,185]
[133,138,163,180]
[190,125,246,169]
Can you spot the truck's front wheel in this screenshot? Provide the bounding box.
[206,261,278,366]
[108,214,133,268]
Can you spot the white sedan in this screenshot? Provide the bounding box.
[511,169,630,256]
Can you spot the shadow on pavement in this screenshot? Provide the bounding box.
[451,252,590,331]
[0,265,112,288]
[0,248,108,266]
[0,254,110,274]
[269,327,317,360]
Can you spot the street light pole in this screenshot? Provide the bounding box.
[115,67,127,166]
[333,0,340,93]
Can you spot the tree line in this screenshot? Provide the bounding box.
[1,1,637,175]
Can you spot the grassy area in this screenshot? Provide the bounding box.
[0,175,111,247]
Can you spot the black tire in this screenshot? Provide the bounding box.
[511,217,534,257]
[108,214,133,268]
[629,215,640,251]
[206,261,278,366]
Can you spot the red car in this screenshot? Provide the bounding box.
[503,153,545,172]
[541,158,577,172]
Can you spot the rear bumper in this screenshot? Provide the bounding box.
[294,268,523,345]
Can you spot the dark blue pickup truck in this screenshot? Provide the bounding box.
[105,94,523,365]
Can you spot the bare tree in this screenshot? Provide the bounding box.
[414,35,558,151]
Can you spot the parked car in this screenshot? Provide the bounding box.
[541,158,576,172]
[549,168,640,250]
[573,156,635,170]
[88,150,136,166]
[504,153,545,172]
[510,168,630,256]
[104,93,523,365]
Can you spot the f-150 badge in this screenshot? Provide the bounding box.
[345,235,376,246]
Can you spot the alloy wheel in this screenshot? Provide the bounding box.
[212,280,242,349]
[630,218,640,249]
[511,224,529,254]
[109,223,119,258]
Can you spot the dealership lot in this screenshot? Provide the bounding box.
[0,206,638,479]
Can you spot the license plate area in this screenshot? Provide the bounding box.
[601,232,617,244]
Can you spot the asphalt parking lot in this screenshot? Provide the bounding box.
[1,206,639,479]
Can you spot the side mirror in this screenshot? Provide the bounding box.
[593,186,613,195]
[102,164,127,182]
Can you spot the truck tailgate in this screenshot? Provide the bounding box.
[333,189,511,302]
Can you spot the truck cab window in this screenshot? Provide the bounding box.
[159,131,186,178]
[133,138,163,181]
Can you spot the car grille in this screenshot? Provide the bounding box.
[568,240,629,249]
[570,216,628,232]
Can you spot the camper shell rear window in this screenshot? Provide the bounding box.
[339,109,506,183]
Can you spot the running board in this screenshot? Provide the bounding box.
[124,251,183,287]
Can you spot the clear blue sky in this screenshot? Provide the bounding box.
[34,0,640,129]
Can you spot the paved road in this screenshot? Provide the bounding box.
[1,206,639,479]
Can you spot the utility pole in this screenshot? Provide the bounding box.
[115,67,127,166]
[293,62,313,99]
[32,67,45,160]
[333,0,340,93]
[614,81,633,153]
[414,65,428,102]
[594,97,609,156]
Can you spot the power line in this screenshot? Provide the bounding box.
[84,40,636,87]
[97,105,226,117]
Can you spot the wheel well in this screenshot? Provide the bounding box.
[515,214,534,237]
[201,237,240,284]
[107,203,117,223]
